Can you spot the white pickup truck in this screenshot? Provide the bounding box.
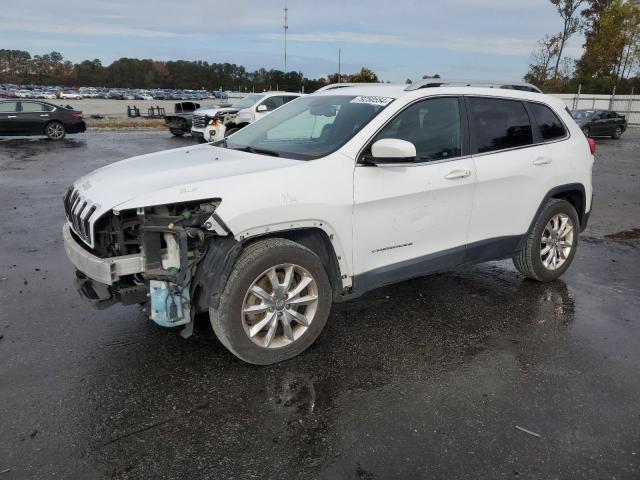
[191,92,302,142]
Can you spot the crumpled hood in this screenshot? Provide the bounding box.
[72,144,300,215]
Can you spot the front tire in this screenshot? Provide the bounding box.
[169,129,185,137]
[45,121,66,140]
[224,128,239,138]
[513,199,580,282]
[210,238,332,365]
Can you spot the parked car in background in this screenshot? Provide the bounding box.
[571,109,627,139]
[59,90,82,100]
[62,81,594,364]
[0,89,12,99]
[191,92,302,142]
[0,100,86,140]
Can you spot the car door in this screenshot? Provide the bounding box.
[589,111,607,135]
[465,96,550,257]
[256,96,285,120]
[0,101,19,134]
[603,111,619,135]
[16,101,52,134]
[353,96,476,283]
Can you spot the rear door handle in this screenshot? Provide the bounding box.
[533,157,552,166]
[7,115,16,118]
[40,114,49,117]
[444,169,471,180]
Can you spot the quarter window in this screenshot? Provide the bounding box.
[469,97,533,153]
[528,102,566,140]
[372,97,462,162]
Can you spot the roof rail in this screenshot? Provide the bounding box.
[405,78,542,94]
[313,82,381,93]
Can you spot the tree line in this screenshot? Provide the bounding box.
[0,49,381,92]
[525,0,640,93]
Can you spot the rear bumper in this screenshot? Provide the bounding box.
[66,121,86,134]
[62,223,144,285]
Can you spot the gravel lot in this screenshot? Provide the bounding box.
[0,129,639,479]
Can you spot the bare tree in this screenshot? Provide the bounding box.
[525,34,563,84]
[550,0,585,79]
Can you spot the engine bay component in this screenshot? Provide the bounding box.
[149,279,191,327]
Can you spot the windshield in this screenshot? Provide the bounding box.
[231,94,265,109]
[571,110,595,119]
[220,95,393,160]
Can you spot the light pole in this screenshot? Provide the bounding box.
[283,6,288,76]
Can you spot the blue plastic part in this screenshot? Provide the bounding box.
[149,280,191,328]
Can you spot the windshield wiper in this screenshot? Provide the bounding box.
[231,146,280,157]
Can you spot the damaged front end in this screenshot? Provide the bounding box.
[64,198,239,336]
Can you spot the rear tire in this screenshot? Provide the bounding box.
[612,126,622,139]
[210,238,332,365]
[513,199,580,282]
[169,129,185,137]
[45,121,66,140]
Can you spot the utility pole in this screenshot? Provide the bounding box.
[338,48,341,83]
[283,5,288,76]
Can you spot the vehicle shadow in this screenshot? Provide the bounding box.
[80,262,575,478]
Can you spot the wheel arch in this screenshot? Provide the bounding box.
[192,225,349,314]
[241,227,347,300]
[43,119,65,135]
[528,183,588,236]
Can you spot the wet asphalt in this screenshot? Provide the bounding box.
[0,129,639,480]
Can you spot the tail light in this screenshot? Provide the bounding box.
[588,138,596,155]
[71,113,83,120]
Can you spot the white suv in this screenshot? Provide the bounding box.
[63,80,594,364]
[190,91,302,142]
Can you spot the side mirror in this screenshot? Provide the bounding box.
[256,104,268,112]
[367,138,416,164]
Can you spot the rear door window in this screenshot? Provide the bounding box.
[468,97,533,153]
[528,102,566,141]
[19,102,48,112]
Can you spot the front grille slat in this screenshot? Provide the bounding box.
[63,187,97,246]
[192,114,206,129]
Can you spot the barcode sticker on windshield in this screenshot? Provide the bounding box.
[350,96,394,106]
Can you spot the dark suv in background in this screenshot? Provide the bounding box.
[571,109,628,139]
[0,100,86,140]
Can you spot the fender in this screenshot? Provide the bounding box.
[525,183,589,237]
[234,220,352,290]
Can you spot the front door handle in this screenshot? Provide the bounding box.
[7,115,16,118]
[444,169,471,180]
[533,157,552,166]
[40,114,49,117]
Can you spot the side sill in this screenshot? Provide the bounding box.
[343,235,523,301]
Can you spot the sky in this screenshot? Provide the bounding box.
[0,0,586,82]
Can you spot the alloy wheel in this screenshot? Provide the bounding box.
[540,213,574,271]
[47,123,65,140]
[241,264,319,349]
